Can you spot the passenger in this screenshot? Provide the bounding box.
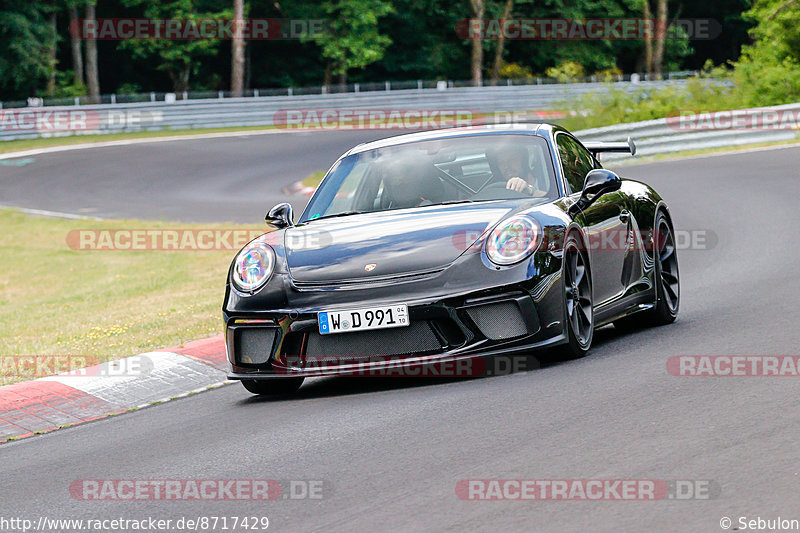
[380,156,443,209]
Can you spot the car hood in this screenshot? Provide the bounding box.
[285,202,517,282]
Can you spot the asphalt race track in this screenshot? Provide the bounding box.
[2,134,800,532]
[0,130,393,222]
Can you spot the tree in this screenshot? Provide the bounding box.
[68,2,84,86]
[45,0,58,94]
[85,1,100,100]
[652,0,667,77]
[0,1,53,99]
[308,0,393,87]
[489,0,514,85]
[468,0,485,86]
[641,0,653,74]
[120,0,228,94]
[733,0,800,105]
[231,0,245,96]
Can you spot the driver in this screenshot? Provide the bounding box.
[489,144,547,197]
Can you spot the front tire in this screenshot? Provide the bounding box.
[241,377,304,396]
[562,233,593,359]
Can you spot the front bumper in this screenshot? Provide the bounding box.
[226,282,565,379]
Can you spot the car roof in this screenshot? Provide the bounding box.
[345,123,554,155]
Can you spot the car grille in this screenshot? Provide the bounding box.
[465,301,528,340]
[304,320,442,358]
[234,327,278,365]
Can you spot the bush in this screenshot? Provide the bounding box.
[498,62,533,80]
[545,61,585,82]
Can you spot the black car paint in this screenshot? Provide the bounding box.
[222,124,672,379]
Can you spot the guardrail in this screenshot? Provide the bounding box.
[5,70,701,109]
[0,79,687,142]
[576,102,800,160]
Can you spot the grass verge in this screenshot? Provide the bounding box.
[0,208,263,384]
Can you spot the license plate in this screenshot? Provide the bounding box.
[318,304,409,335]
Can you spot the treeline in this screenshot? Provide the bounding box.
[0,0,763,101]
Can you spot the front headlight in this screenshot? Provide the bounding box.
[485,216,542,265]
[232,235,276,293]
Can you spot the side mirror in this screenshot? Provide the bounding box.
[266,202,294,228]
[569,169,622,215]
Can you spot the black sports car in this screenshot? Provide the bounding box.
[223,124,679,395]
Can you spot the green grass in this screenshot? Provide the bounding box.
[0,208,264,384]
[552,71,771,132]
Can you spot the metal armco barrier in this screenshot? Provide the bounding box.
[0,79,683,141]
[576,101,800,160]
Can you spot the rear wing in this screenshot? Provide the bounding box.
[583,137,637,157]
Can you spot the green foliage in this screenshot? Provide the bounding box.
[0,2,53,99]
[116,83,143,95]
[119,0,229,92]
[546,61,586,82]
[499,62,533,79]
[731,0,800,106]
[307,0,394,75]
[0,0,783,108]
[557,69,738,130]
[48,72,87,98]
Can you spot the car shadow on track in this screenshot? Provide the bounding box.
[235,324,658,404]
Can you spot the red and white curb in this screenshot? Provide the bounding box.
[0,335,227,443]
[282,180,316,197]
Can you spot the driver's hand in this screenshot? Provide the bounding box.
[506,177,530,193]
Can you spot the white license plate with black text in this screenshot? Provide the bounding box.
[318,304,409,335]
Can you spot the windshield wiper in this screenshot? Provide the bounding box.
[439,200,475,205]
[310,210,365,221]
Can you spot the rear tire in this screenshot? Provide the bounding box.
[241,377,304,396]
[613,211,679,330]
[562,233,593,359]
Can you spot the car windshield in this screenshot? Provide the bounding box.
[300,134,558,222]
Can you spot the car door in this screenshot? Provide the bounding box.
[556,133,629,306]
